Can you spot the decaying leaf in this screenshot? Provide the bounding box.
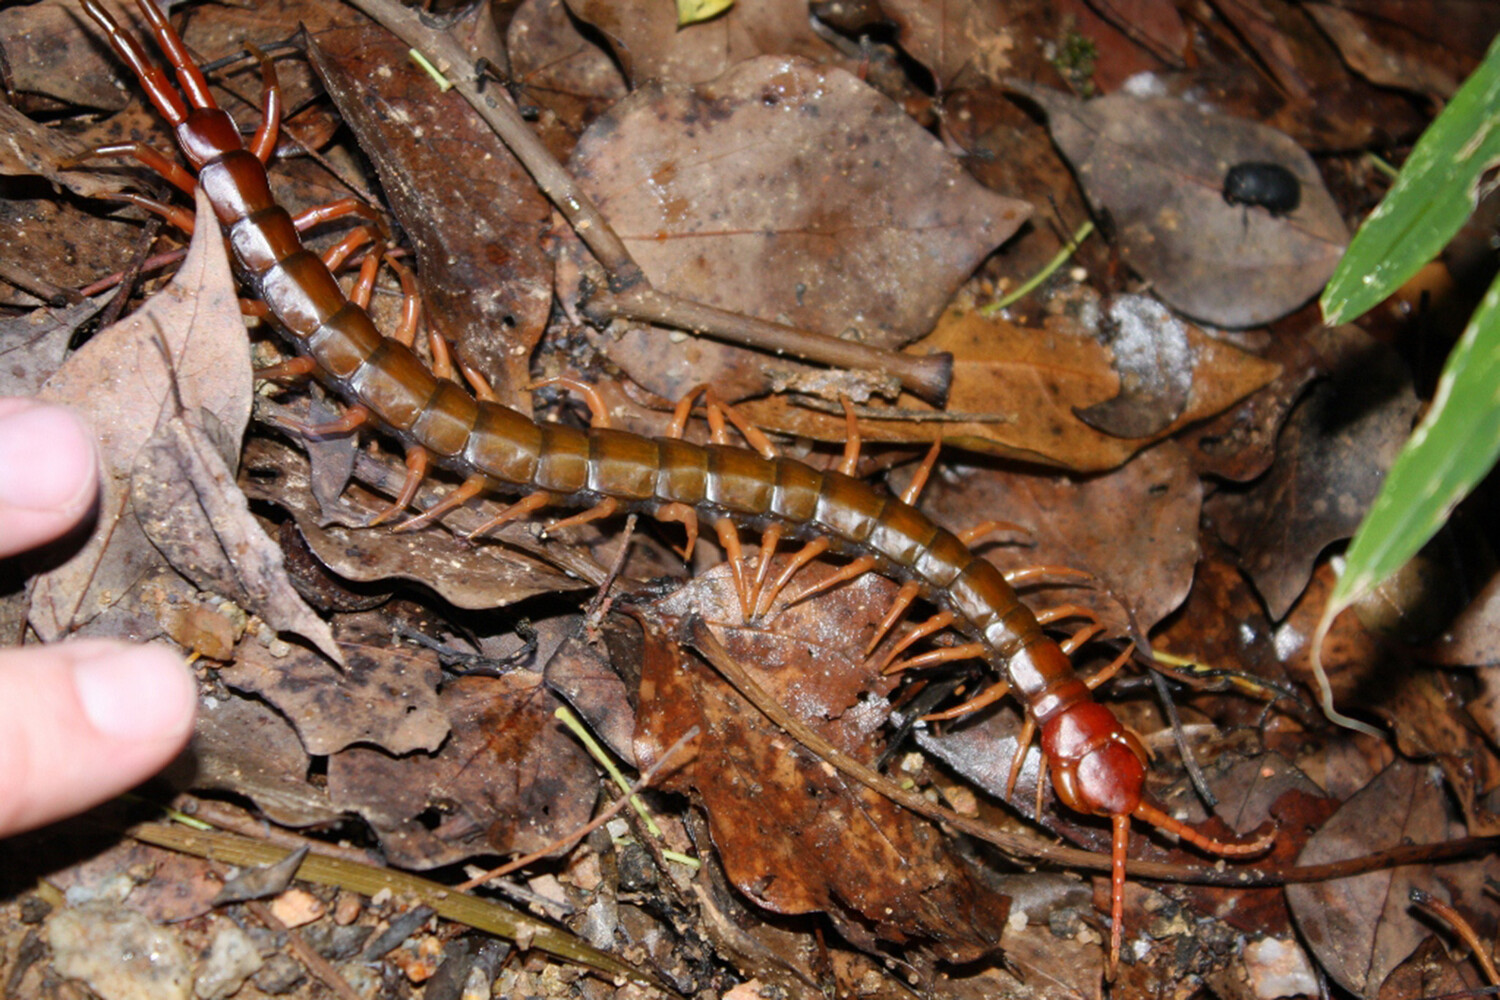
[30,190,253,644]
[308,25,553,405]
[562,56,1031,401]
[326,672,596,870]
[737,305,1279,472]
[219,612,447,757]
[634,563,1011,964]
[1287,758,1500,997]
[1011,82,1348,327]
[1206,329,1420,620]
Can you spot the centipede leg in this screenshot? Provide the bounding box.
[367,446,430,527]
[458,360,500,403]
[1004,564,1094,587]
[865,579,921,656]
[1006,715,1035,799]
[781,555,877,610]
[917,670,1007,719]
[837,396,860,475]
[63,142,197,197]
[888,641,988,678]
[956,520,1028,547]
[753,537,829,619]
[712,517,753,618]
[534,377,611,428]
[1110,812,1129,977]
[655,502,699,560]
[900,439,942,505]
[242,44,281,164]
[877,610,955,672]
[292,198,383,233]
[93,191,198,234]
[396,474,487,532]
[290,403,371,438]
[1033,603,1099,628]
[747,521,783,614]
[1086,645,1133,690]
[255,356,318,382]
[1060,623,1106,656]
[467,491,554,540]
[545,497,621,536]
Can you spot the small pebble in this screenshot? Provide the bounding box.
[268,888,325,928]
[194,921,263,1000]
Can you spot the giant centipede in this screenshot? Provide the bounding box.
[77,0,1273,973]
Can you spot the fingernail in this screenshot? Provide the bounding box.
[73,646,196,741]
[0,405,97,512]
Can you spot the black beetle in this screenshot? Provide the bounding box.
[1222,162,1300,217]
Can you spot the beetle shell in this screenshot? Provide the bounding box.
[1222,161,1300,216]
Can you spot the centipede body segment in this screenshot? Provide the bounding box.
[78,0,1273,974]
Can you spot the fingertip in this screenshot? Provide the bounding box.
[0,641,197,838]
[0,401,100,559]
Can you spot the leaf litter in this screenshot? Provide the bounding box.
[4,0,1500,997]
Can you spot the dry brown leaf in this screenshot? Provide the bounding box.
[326,672,596,870]
[30,190,252,642]
[308,25,553,405]
[1286,758,1500,997]
[566,0,849,86]
[739,307,1277,472]
[239,438,586,612]
[880,0,1017,91]
[219,612,447,758]
[1206,330,1419,620]
[634,562,1011,964]
[561,56,1031,401]
[1011,83,1348,327]
[189,689,340,828]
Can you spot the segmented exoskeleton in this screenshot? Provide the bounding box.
[78,0,1272,972]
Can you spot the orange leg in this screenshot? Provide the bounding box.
[255,355,318,382]
[781,555,876,610]
[917,671,1006,719]
[836,396,860,476]
[242,44,281,164]
[534,376,611,428]
[544,497,620,535]
[956,520,1028,547]
[396,474,487,533]
[864,579,921,657]
[1109,812,1130,977]
[713,517,752,619]
[1033,603,1098,627]
[466,491,553,540]
[655,501,700,560]
[888,641,988,677]
[1086,645,1134,690]
[1004,564,1093,587]
[747,521,783,615]
[367,447,430,527]
[753,537,829,619]
[458,360,499,403]
[877,610,955,672]
[63,141,197,197]
[292,404,370,438]
[900,439,942,505]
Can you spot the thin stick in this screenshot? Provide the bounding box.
[982,218,1094,314]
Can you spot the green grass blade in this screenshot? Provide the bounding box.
[1313,271,1500,735]
[1321,35,1500,326]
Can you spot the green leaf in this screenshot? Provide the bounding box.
[1320,34,1500,326]
[1330,271,1500,612]
[676,0,733,26]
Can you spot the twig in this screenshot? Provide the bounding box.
[337,0,954,406]
[1412,887,1500,986]
[127,821,671,992]
[1148,667,1217,809]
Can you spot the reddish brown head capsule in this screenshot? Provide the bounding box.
[1040,702,1147,817]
